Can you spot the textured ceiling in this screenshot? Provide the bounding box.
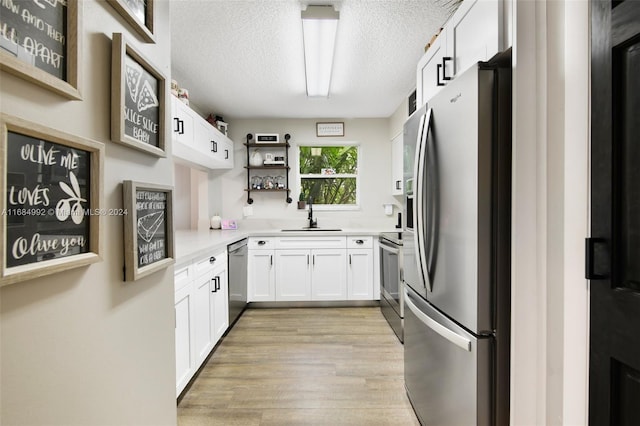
[170,1,453,119]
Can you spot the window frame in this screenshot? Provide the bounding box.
[296,141,361,211]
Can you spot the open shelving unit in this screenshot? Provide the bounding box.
[244,133,292,204]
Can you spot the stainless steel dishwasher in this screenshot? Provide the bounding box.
[227,238,248,326]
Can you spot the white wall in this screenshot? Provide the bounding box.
[0,1,176,425]
[210,118,399,229]
[510,0,589,424]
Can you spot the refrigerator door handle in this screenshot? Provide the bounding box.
[412,113,427,288]
[405,289,471,352]
[416,109,433,292]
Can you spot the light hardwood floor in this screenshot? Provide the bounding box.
[177,307,419,426]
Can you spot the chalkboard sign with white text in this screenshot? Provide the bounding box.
[5,131,90,268]
[0,0,67,80]
[124,54,160,148]
[135,189,167,268]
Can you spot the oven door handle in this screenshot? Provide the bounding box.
[379,241,400,255]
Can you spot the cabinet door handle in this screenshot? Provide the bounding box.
[258,240,266,246]
[178,119,185,134]
[349,254,352,265]
[313,255,315,266]
[270,255,273,266]
[395,180,401,190]
[173,117,180,133]
[355,239,364,245]
[442,56,452,81]
[210,256,216,264]
[211,277,217,293]
[437,63,445,86]
[211,141,218,152]
[225,149,229,159]
[216,276,221,291]
[307,254,310,266]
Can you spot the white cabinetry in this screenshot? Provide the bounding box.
[248,238,276,301]
[275,236,347,302]
[275,249,312,301]
[416,0,503,107]
[247,235,377,303]
[174,249,228,397]
[416,29,447,107]
[310,249,347,300]
[192,273,214,366]
[171,97,234,170]
[174,266,195,395]
[391,132,403,196]
[346,237,375,300]
[211,259,229,343]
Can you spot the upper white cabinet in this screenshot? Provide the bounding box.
[417,0,504,107]
[391,132,403,196]
[416,29,447,108]
[171,97,234,170]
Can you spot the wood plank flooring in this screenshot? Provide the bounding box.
[177,307,419,426]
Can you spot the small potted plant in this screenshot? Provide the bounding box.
[297,193,306,210]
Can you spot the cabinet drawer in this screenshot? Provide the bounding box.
[248,237,275,250]
[347,236,373,249]
[276,236,346,250]
[194,249,226,277]
[174,264,193,292]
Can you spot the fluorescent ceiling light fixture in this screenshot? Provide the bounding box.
[302,5,339,97]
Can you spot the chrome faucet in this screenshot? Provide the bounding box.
[307,197,318,228]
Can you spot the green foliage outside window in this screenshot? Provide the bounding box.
[299,146,358,205]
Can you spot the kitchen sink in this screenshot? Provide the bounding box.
[280,228,342,232]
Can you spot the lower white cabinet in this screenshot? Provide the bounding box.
[174,282,194,395]
[347,248,374,300]
[275,249,312,301]
[248,236,375,302]
[211,264,229,342]
[248,238,276,301]
[311,249,347,300]
[174,249,228,397]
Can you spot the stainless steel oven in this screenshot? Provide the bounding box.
[379,232,403,342]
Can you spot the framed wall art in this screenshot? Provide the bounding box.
[122,181,174,281]
[0,114,104,287]
[0,0,82,100]
[111,32,167,157]
[107,0,155,43]
[316,122,344,137]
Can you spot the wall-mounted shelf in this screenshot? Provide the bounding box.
[245,134,292,204]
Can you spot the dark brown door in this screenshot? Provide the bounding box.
[590,0,640,424]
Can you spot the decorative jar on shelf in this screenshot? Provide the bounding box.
[250,176,263,189]
[263,176,275,190]
[249,150,263,167]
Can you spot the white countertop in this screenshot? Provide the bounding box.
[175,224,399,267]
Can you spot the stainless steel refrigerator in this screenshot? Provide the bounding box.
[403,53,511,426]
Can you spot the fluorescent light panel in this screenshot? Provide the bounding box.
[302,5,339,97]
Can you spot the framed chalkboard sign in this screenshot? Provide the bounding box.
[0,114,104,287]
[0,0,81,100]
[111,33,167,157]
[122,181,174,281]
[107,0,155,43]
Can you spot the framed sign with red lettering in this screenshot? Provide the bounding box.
[0,113,104,287]
[0,0,81,100]
[122,181,174,281]
[111,32,167,157]
[107,0,155,43]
